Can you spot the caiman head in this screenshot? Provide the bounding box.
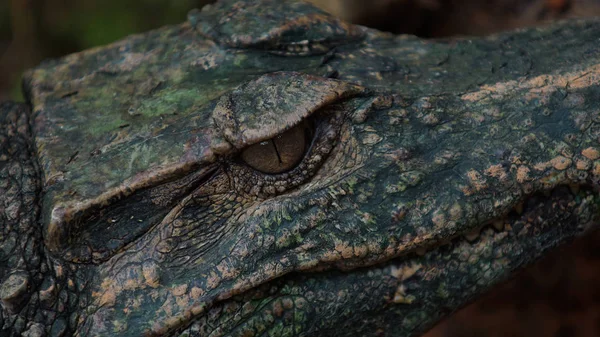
[13,0,600,335]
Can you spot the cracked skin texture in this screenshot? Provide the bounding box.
[2,0,600,336]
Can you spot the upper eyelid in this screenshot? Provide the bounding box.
[209,72,365,156]
[190,1,364,55]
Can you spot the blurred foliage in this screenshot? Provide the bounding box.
[309,0,599,37]
[38,1,212,49]
[0,0,214,101]
[0,2,9,43]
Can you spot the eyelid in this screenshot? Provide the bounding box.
[190,1,364,55]
[210,72,365,155]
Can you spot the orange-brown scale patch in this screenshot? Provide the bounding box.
[124,278,142,291]
[206,271,221,290]
[551,156,572,170]
[467,169,488,191]
[485,164,508,181]
[462,64,600,104]
[534,161,551,171]
[96,290,117,307]
[516,165,531,183]
[593,161,600,176]
[172,284,188,297]
[189,287,204,300]
[391,204,408,222]
[92,278,117,307]
[524,85,557,105]
[422,113,440,125]
[335,241,355,259]
[142,262,161,288]
[461,185,474,196]
[175,293,190,310]
[272,300,284,317]
[215,261,239,280]
[390,263,422,281]
[354,245,369,258]
[295,255,320,271]
[576,157,592,170]
[582,147,600,160]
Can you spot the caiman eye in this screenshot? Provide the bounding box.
[227,110,340,197]
[212,72,364,197]
[240,123,309,174]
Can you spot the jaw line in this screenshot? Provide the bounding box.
[163,185,599,336]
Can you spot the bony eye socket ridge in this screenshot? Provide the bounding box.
[240,122,309,174]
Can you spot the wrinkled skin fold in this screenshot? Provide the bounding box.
[1,0,600,336]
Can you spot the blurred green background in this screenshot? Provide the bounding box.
[0,0,214,102]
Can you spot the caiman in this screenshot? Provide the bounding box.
[1,0,600,336]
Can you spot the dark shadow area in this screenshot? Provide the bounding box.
[314,0,584,37]
[425,230,600,337]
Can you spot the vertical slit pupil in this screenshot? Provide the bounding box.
[271,139,283,164]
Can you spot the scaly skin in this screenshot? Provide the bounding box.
[1,0,600,336]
